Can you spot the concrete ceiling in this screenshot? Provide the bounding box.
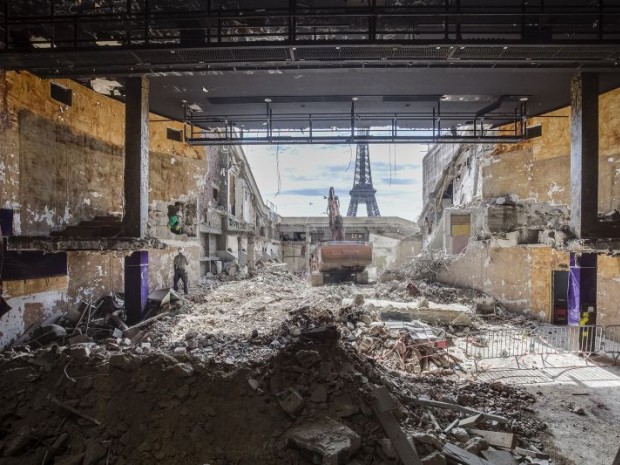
[2,1,620,132]
[145,68,620,129]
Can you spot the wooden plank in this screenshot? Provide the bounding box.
[481,449,518,465]
[442,443,492,465]
[372,388,421,465]
[513,447,549,459]
[444,419,459,434]
[458,414,482,428]
[467,429,517,449]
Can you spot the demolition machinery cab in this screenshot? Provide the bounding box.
[310,187,373,286]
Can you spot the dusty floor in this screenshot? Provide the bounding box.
[475,354,620,465]
[1,264,619,465]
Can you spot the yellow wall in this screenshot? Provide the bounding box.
[0,71,206,234]
[484,88,620,211]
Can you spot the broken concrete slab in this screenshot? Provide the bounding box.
[442,443,492,465]
[467,429,516,449]
[287,416,361,465]
[421,450,447,465]
[372,387,422,465]
[343,298,472,325]
[481,449,518,465]
[277,388,305,416]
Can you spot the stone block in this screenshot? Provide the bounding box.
[288,416,361,465]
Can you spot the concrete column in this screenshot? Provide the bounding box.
[123,77,150,237]
[247,235,256,273]
[570,72,599,238]
[124,251,149,324]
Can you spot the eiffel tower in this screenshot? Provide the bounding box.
[347,140,381,217]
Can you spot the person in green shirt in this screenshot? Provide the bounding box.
[168,212,183,234]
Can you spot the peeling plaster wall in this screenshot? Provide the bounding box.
[487,89,620,210]
[1,71,206,236]
[150,245,201,291]
[597,255,620,326]
[66,253,124,307]
[438,244,532,313]
[0,290,68,348]
[0,71,209,345]
[369,233,401,269]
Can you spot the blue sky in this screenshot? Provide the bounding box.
[243,143,427,221]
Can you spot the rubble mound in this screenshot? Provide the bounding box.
[0,328,547,465]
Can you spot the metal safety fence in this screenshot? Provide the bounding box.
[465,325,611,367]
[601,325,620,363]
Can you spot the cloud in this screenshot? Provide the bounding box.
[379,178,418,185]
[279,188,330,197]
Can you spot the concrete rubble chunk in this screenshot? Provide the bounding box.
[421,451,447,465]
[287,416,361,465]
[450,427,470,443]
[410,431,443,450]
[295,349,321,368]
[464,437,489,455]
[277,387,305,416]
[170,362,194,378]
[68,345,91,360]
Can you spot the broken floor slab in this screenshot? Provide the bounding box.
[287,416,361,465]
[345,298,473,325]
[7,236,167,252]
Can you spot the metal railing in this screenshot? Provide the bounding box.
[601,325,620,363]
[465,325,606,364]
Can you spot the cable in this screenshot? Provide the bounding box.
[388,143,393,186]
[274,144,281,198]
[345,144,353,172]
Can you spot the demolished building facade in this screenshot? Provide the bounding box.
[421,86,620,326]
[0,71,279,348]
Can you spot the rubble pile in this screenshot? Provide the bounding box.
[0,325,550,465]
[380,252,455,283]
[0,263,565,464]
[14,290,188,352]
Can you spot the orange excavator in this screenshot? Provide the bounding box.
[310,187,373,286]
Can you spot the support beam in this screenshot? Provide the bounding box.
[124,251,149,325]
[123,77,149,237]
[570,72,599,238]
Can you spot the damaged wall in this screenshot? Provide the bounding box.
[0,71,206,236]
[422,85,620,326]
[438,244,532,313]
[0,71,210,347]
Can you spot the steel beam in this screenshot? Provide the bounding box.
[123,76,149,237]
[570,72,600,238]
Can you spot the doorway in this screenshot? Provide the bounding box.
[552,270,569,325]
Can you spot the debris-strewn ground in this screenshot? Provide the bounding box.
[1,262,617,465]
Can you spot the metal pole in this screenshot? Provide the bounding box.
[351,100,355,140]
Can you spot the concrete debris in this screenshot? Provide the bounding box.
[287,417,361,465]
[0,262,559,465]
[277,388,305,416]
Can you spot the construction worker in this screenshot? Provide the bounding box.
[173,247,189,295]
[168,210,183,234]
